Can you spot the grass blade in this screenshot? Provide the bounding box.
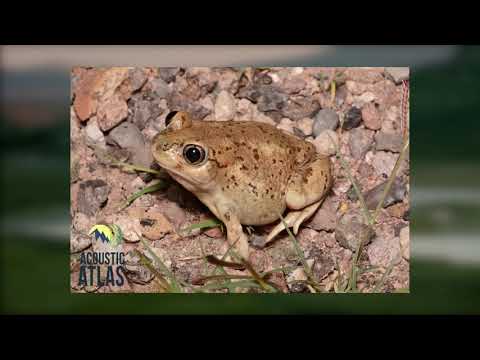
[119,181,167,211]
[140,237,183,293]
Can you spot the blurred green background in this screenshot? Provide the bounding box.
[1,45,479,314]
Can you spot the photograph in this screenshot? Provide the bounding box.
[70,66,410,293]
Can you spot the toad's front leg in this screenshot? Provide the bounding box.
[219,210,250,261]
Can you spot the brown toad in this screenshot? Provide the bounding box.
[152,111,333,260]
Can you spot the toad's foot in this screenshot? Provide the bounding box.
[264,201,322,245]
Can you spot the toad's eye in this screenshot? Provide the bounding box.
[183,144,206,165]
[165,111,178,127]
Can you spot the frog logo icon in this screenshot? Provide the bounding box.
[89,224,123,248]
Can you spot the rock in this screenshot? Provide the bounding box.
[277,118,295,134]
[84,117,106,149]
[386,202,407,218]
[77,180,110,216]
[204,226,224,238]
[358,162,374,178]
[217,68,239,92]
[293,118,312,137]
[353,92,376,108]
[367,235,402,268]
[374,132,404,153]
[371,151,398,176]
[107,122,144,151]
[342,106,362,130]
[149,77,170,99]
[349,127,374,159]
[382,106,402,134]
[129,98,165,130]
[361,102,382,130]
[73,69,103,121]
[123,253,155,285]
[287,268,309,293]
[129,68,148,91]
[282,97,320,121]
[311,129,338,156]
[158,67,181,83]
[306,196,338,231]
[71,230,92,253]
[215,90,236,121]
[364,177,407,210]
[385,67,409,84]
[335,211,374,252]
[236,98,255,121]
[113,216,143,243]
[97,94,129,131]
[309,247,335,282]
[399,226,410,261]
[72,212,91,233]
[312,109,339,136]
[140,209,174,240]
[344,68,384,83]
[257,87,287,112]
[283,76,306,94]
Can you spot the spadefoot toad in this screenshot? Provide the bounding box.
[152,111,333,260]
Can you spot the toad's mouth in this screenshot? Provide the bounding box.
[155,162,202,186]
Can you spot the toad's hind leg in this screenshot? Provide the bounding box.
[264,155,332,245]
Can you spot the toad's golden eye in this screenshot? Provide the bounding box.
[183,144,206,165]
[165,111,178,127]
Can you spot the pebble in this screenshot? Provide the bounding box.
[215,90,236,121]
[204,226,224,238]
[353,92,376,108]
[257,87,287,112]
[361,102,382,130]
[367,235,401,268]
[129,68,148,91]
[385,67,409,84]
[281,97,320,121]
[112,215,143,243]
[363,177,407,210]
[371,151,398,176]
[149,77,170,99]
[283,76,306,94]
[349,127,374,159]
[381,106,402,134]
[344,68,385,83]
[107,122,144,151]
[129,98,165,130]
[309,247,335,282]
[375,132,404,153]
[399,226,410,261]
[335,211,374,252]
[312,108,339,136]
[386,202,408,218]
[96,94,129,131]
[70,231,92,253]
[77,179,110,216]
[85,117,106,149]
[158,67,182,83]
[140,209,174,240]
[305,196,337,231]
[342,106,362,130]
[311,129,338,156]
[277,118,295,134]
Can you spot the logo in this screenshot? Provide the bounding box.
[89,224,123,248]
[77,223,126,288]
